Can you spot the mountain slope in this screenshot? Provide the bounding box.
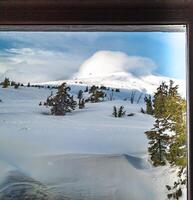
[37,72,186,97]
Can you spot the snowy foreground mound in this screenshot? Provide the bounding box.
[0,87,184,199]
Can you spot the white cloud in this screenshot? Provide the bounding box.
[0,49,157,83]
[74,50,157,78]
[0,48,84,83]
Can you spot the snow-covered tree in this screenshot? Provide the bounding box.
[88,85,105,103]
[44,83,77,115]
[90,90,105,103]
[2,78,10,88]
[89,85,98,94]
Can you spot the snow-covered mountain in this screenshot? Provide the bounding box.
[37,72,186,97]
[35,51,185,97]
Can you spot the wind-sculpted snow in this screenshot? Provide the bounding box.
[0,171,70,200]
[0,154,158,200]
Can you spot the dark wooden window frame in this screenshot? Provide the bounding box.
[0,1,193,199]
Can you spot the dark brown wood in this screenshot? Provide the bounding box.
[0,1,192,200]
[0,0,193,24]
[187,23,193,200]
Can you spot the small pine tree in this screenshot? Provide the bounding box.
[113,106,125,118]
[14,83,19,89]
[112,106,117,117]
[144,95,153,115]
[118,106,126,117]
[145,119,170,166]
[85,86,88,92]
[77,90,85,109]
[77,90,83,100]
[140,107,145,114]
[79,99,85,109]
[11,81,16,86]
[89,86,105,103]
[2,78,10,88]
[100,86,107,90]
[27,82,30,87]
[44,83,77,115]
[89,85,98,94]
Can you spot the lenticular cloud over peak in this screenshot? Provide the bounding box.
[74,50,157,79]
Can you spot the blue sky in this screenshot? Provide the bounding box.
[0,31,186,83]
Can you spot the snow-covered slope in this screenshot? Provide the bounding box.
[37,72,186,97]
[0,86,186,199]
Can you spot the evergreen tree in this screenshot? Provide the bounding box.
[85,86,88,92]
[44,83,77,115]
[77,90,83,101]
[27,82,30,87]
[145,81,186,167]
[112,106,117,117]
[118,106,126,117]
[88,86,105,103]
[144,95,153,115]
[165,80,186,167]
[140,107,145,114]
[2,78,10,88]
[11,81,16,86]
[145,119,170,166]
[79,99,85,109]
[112,106,125,118]
[14,83,19,89]
[90,90,105,102]
[89,85,98,94]
[100,86,107,90]
[145,80,187,199]
[77,90,85,109]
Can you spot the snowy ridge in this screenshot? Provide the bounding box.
[36,72,186,97]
